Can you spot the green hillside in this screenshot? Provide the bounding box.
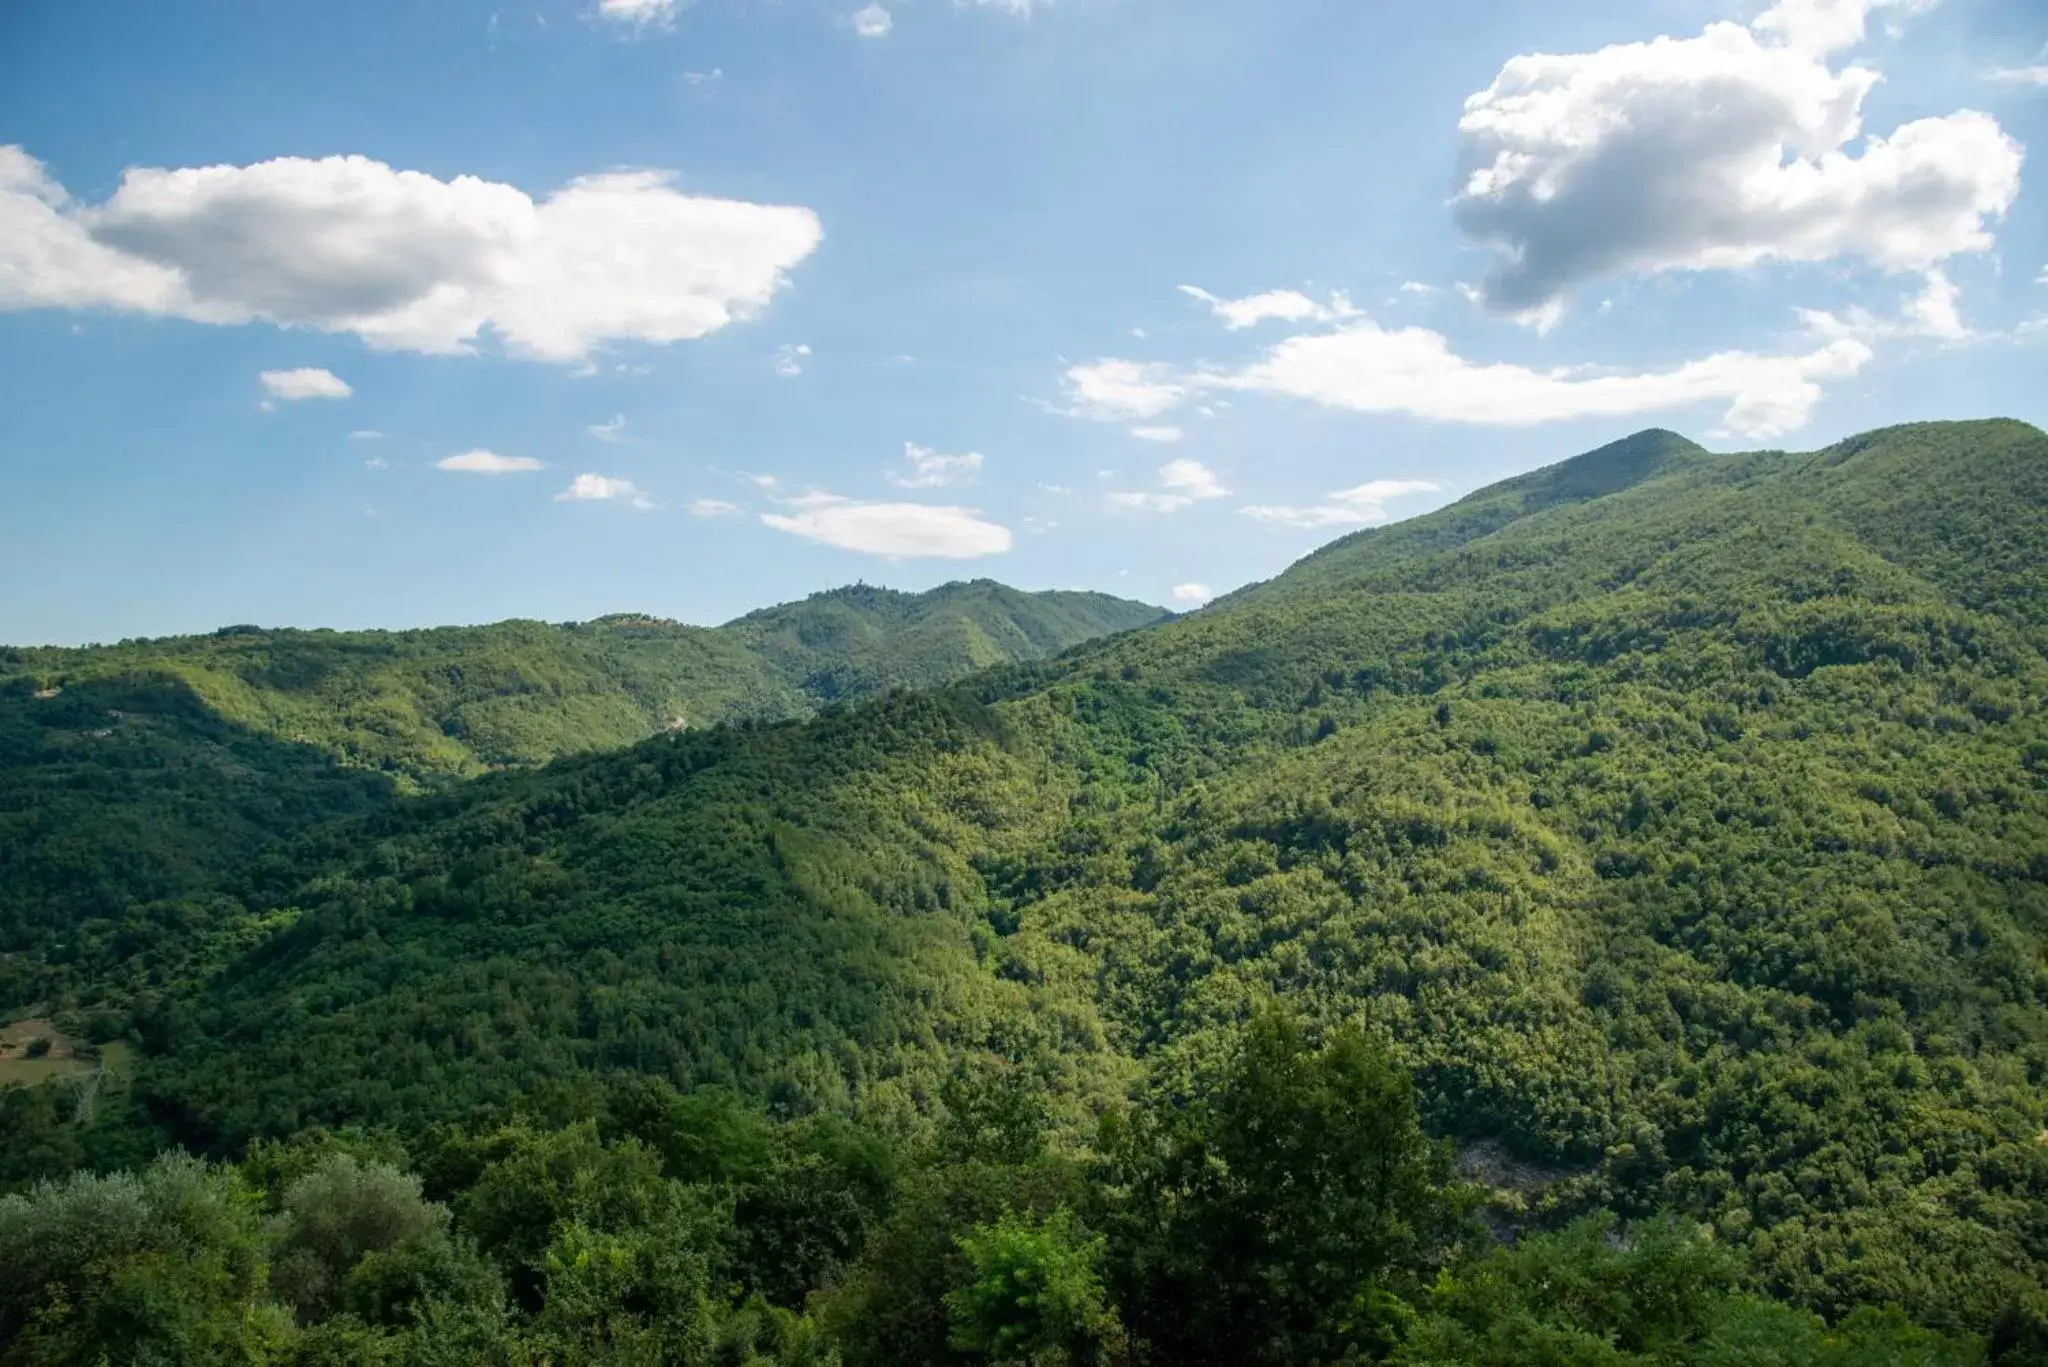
[2,582,1169,784]
[0,583,1166,1004]
[5,420,2046,1362]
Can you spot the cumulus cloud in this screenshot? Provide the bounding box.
[0,145,822,363]
[689,497,740,517]
[1172,583,1214,603]
[259,366,351,401]
[1178,284,1353,330]
[1452,11,2023,315]
[557,473,656,507]
[761,492,1012,558]
[1130,425,1183,443]
[773,342,812,377]
[892,442,983,488]
[438,449,543,474]
[1242,478,1442,529]
[1752,0,1935,56]
[852,3,893,37]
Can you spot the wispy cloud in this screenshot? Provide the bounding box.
[1130,426,1183,443]
[1060,359,1194,422]
[1109,458,1229,514]
[259,367,352,401]
[1172,582,1214,603]
[1063,308,1873,442]
[689,498,740,517]
[595,0,678,30]
[1179,285,1354,330]
[1797,270,1970,343]
[1242,478,1441,529]
[438,449,543,474]
[773,342,812,377]
[1984,65,2048,86]
[891,442,983,488]
[589,414,628,441]
[762,492,1011,558]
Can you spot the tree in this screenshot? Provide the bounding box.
[947,1209,1122,1366]
[1099,1010,1467,1366]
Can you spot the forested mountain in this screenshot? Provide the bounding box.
[0,582,1165,996]
[2,581,1168,782]
[4,419,2046,1364]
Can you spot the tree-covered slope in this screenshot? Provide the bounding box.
[16,419,2048,1345]
[2,583,1168,785]
[727,580,1170,702]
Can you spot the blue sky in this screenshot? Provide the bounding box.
[1,0,2043,644]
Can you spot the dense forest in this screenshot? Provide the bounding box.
[3,419,2045,1364]
[0,582,1165,1002]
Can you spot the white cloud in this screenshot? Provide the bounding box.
[1178,284,1353,330]
[1398,281,1437,297]
[892,441,984,488]
[746,472,779,489]
[259,366,351,401]
[363,456,389,470]
[1160,458,1228,500]
[1752,0,1936,56]
[438,449,543,474]
[1108,458,1227,514]
[761,495,1011,558]
[773,342,812,377]
[1108,492,1195,513]
[349,429,384,440]
[852,3,893,38]
[1985,66,2048,86]
[0,145,822,364]
[596,0,679,29]
[1797,268,1969,341]
[1129,425,1183,443]
[1225,322,1872,440]
[1067,313,1873,441]
[557,473,655,507]
[1060,359,1192,422]
[689,497,740,517]
[682,68,723,86]
[1452,14,2022,314]
[1172,582,1214,603]
[1242,478,1442,529]
[589,413,628,441]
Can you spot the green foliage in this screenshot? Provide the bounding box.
[947,1209,1120,1366]
[268,1154,451,1322]
[1391,1215,1986,1367]
[0,1152,290,1365]
[1097,1013,1466,1366]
